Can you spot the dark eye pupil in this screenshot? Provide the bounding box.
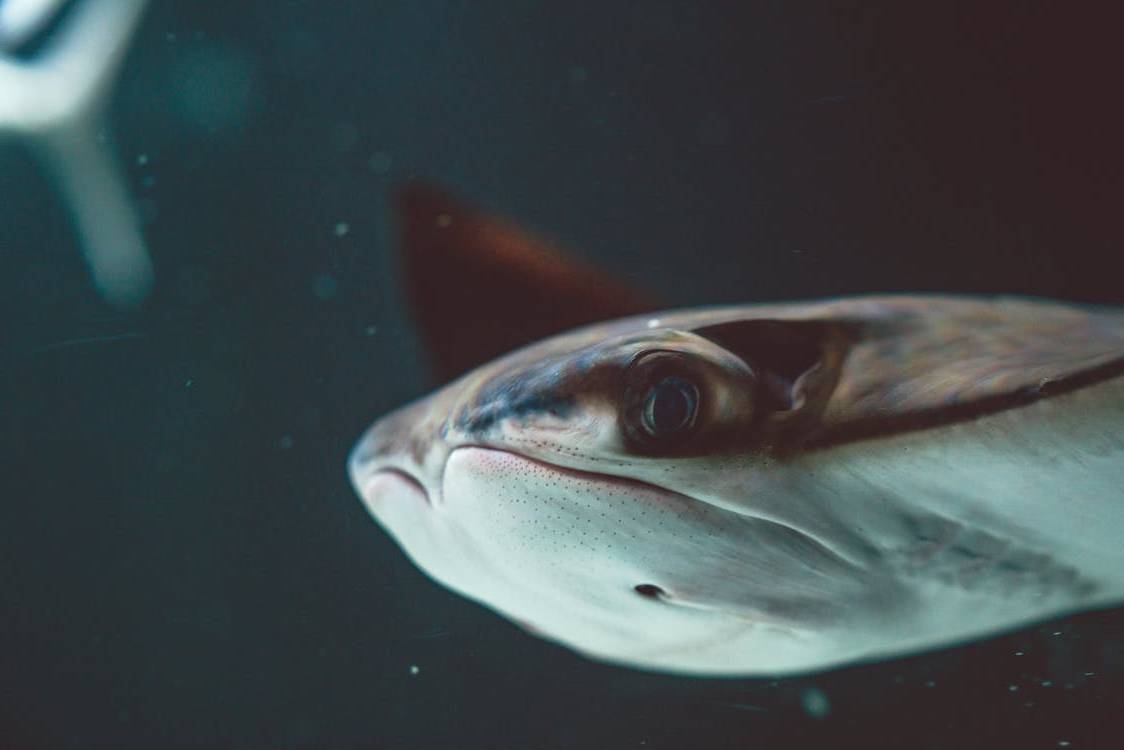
[642,377,698,437]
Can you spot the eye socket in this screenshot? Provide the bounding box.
[621,351,705,451]
[641,376,699,439]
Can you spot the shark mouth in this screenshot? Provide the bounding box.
[441,445,699,509]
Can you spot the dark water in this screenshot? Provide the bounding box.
[2,2,1122,747]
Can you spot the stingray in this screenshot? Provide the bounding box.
[349,185,1124,676]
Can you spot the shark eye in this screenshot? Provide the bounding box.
[642,377,699,439]
[622,351,704,451]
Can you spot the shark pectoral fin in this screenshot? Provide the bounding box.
[396,183,660,383]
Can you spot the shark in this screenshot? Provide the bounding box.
[349,186,1124,676]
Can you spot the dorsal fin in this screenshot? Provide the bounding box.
[396,183,659,382]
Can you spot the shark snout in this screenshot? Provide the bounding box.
[348,397,450,504]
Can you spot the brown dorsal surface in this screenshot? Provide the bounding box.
[794,295,1124,444]
[396,183,659,382]
[598,295,1124,448]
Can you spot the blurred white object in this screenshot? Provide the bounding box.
[0,0,69,50]
[0,0,152,307]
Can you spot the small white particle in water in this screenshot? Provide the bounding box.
[313,274,338,300]
[1058,742,1071,747]
[1041,680,1053,687]
[436,213,452,228]
[185,378,194,388]
[646,318,661,329]
[364,325,378,336]
[800,687,830,719]
[409,665,420,675]
[1014,651,1024,656]
[334,222,350,237]
[279,435,294,450]
[137,154,149,166]
[1008,685,1019,692]
[1052,631,1062,636]
[1084,672,1096,677]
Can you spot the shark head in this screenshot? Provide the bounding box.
[349,311,906,675]
[349,186,1124,676]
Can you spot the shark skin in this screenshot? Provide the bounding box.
[351,190,1124,676]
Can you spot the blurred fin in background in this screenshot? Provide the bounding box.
[397,183,660,382]
[0,0,152,308]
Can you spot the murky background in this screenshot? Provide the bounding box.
[1,2,1121,747]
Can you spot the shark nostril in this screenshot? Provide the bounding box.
[633,584,666,600]
[361,468,431,508]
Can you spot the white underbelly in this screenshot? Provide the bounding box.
[813,376,1124,598]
